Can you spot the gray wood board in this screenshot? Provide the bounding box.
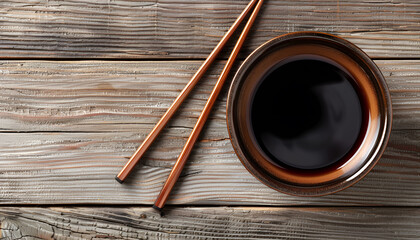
[0,129,418,206]
[0,60,418,206]
[0,60,418,131]
[1,0,420,59]
[1,207,420,239]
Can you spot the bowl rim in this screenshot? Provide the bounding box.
[226,31,393,197]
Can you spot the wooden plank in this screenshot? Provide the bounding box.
[0,130,418,206]
[1,0,420,59]
[0,60,419,132]
[1,207,420,239]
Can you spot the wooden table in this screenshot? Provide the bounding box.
[0,0,419,239]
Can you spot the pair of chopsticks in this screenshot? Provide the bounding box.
[116,0,264,210]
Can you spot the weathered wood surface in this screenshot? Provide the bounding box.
[1,0,419,238]
[1,0,420,59]
[0,61,419,206]
[1,207,420,239]
[0,60,418,132]
[1,129,419,206]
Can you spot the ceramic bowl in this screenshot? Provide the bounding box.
[227,32,392,196]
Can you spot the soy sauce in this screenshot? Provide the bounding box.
[251,58,363,170]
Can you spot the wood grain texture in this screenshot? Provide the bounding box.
[0,129,418,206]
[1,0,419,237]
[0,60,419,132]
[1,0,420,59]
[1,207,420,239]
[0,61,419,206]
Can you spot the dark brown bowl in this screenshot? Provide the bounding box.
[227,32,392,196]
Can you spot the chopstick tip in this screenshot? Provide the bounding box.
[115,176,124,184]
[152,204,162,211]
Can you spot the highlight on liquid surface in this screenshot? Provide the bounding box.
[251,57,363,170]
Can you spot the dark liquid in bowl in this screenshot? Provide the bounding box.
[251,58,363,170]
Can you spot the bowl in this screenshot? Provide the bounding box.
[227,32,392,196]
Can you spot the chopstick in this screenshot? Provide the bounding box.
[153,0,265,210]
[116,0,259,183]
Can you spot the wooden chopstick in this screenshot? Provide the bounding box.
[153,0,265,210]
[115,0,259,183]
